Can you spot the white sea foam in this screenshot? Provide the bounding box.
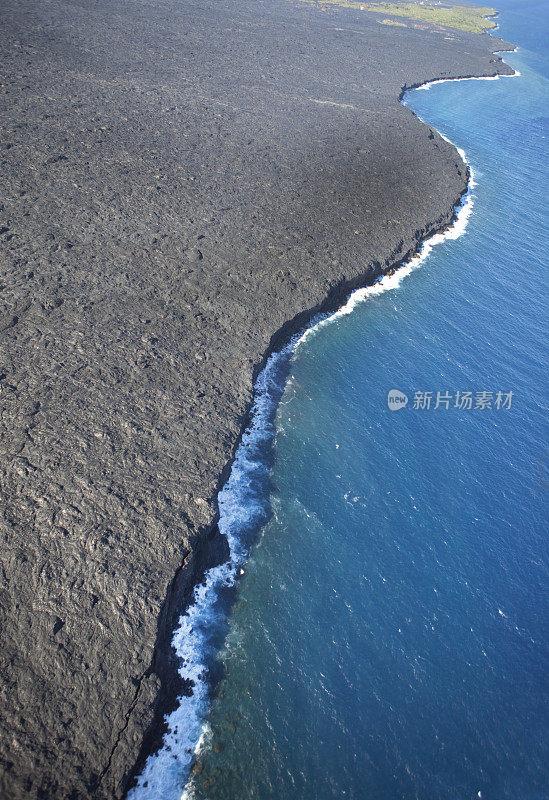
[414,52,521,90]
[297,151,475,340]
[128,333,303,800]
[297,63,521,341]
[129,64,519,800]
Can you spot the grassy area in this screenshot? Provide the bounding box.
[380,17,407,25]
[361,3,497,33]
[297,1,498,34]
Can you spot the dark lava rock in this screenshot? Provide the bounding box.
[0,0,514,797]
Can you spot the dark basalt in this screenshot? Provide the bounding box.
[0,0,513,797]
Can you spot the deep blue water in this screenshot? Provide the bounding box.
[131,3,549,798]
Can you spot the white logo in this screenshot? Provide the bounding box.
[387,389,409,411]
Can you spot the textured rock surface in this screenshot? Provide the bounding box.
[0,0,513,797]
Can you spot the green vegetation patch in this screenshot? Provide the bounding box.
[297,1,498,34]
[361,3,497,33]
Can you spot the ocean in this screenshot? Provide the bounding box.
[129,2,548,798]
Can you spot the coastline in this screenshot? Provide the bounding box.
[129,54,521,798]
[172,20,549,796]
[0,1,521,796]
[124,186,475,797]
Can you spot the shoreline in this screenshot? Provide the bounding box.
[0,0,522,794]
[128,52,521,799]
[127,170,473,799]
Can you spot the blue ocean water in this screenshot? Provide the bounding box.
[131,3,548,798]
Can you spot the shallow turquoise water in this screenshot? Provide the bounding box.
[132,3,548,798]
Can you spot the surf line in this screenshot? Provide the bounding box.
[128,61,520,800]
[299,63,523,343]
